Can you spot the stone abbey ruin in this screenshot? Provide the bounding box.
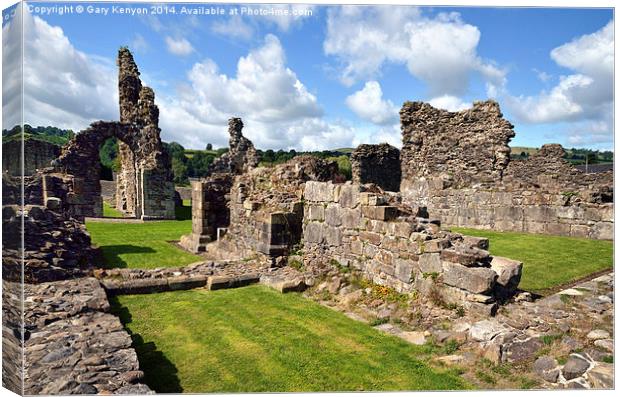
[2,48,614,394]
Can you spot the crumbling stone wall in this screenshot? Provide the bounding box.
[2,204,95,283]
[180,118,264,253]
[302,181,523,315]
[399,101,613,239]
[400,100,514,190]
[2,138,60,176]
[351,143,401,191]
[180,174,233,252]
[113,47,175,219]
[210,156,339,263]
[207,118,260,176]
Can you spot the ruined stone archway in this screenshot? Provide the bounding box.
[48,47,175,220]
[52,120,175,219]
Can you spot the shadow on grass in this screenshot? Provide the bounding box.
[93,245,156,269]
[109,295,183,393]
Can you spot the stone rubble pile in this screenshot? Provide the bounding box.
[21,278,153,394]
[468,272,614,388]
[2,205,95,283]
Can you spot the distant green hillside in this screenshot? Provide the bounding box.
[2,125,74,146]
[510,145,613,165]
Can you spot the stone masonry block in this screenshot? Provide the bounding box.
[307,204,325,221]
[395,258,416,283]
[325,204,342,226]
[441,262,497,294]
[490,256,522,291]
[304,181,335,202]
[338,184,361,209]
[419,253,442,274]
[341,208,362,229]
[361,205,399,221]
[304,222,324,244]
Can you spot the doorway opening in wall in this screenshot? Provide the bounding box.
[98,137,127,218]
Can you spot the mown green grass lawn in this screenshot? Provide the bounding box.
[102,202,125,218]
[452,227,613,293]
[86,201,199,269]
[112,286,467,393]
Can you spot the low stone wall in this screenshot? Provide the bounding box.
[96,261,265,295]
[175,186,192,201]
[403,178,613,240]
[301,181,523,315]
[100,179,116,202]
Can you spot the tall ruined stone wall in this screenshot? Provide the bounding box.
[2,139,60,176]
[400,100,514,190]
[180,117,265,253]
[114,48,175,219]
[301,181,523,315]
[351,143,401,191]
[207,118,260,176]
[399,101,613,239]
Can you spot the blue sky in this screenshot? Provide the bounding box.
[2,1,614,151]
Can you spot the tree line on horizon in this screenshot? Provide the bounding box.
[2,125,611,183]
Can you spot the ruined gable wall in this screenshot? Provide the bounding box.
[399,102,613,239]
[115,48,175,220]
[400,100,514,190]
[207,117,260,176]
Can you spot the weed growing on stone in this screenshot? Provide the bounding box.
[442,339,460,354]
[288,259,304,271]
[368,317,390,326]
[475,370,496,385]
[541,334,563,345]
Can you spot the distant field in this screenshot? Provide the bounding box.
[452,227,613,293]
[510,146,539,157]
[184,149,219,159]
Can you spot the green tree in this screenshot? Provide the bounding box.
[171,157,189,185]
[188,152,215,178]
[206,143,213,151]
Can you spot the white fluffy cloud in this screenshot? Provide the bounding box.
[2,5,117,131]
[211,15,254,40]
[505,20,613,147]
[324,6,506,98]
[165,36,195,56]
[345,81,398,125]
[428,95,472,112]
[158,34,355,150]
